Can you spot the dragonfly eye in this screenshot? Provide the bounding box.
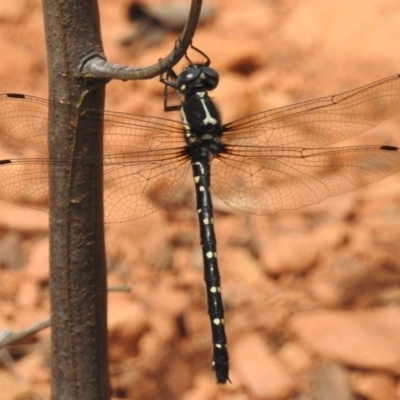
[176,66,220,92]
[178,67,201,82]
[201,67,219,90]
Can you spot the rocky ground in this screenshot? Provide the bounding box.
[1,0,400,399]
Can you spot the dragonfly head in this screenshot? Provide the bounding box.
[175,64,219,95]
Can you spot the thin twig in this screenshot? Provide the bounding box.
[107,285,131,293]
[0,285,131,348]
[0,320,51,348]
[80,0,202,81]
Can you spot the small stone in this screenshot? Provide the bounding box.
[16,280,38,308]
[351,371,397,400]
[260,234,318,275]
[231,333,295,398]
[0,203,48,232]
[108,300,149,359]
[0,370,30,399]
[0,0,27,21]
[24,238,49,282]
[0,232,25,269]
[310,362,354,400]
[279,342,313,374]
[182,374,218,400]
[291,308,400,373]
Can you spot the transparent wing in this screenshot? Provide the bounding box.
[0,93,190,222]
[0,93,187,154]
[0,151,190,223]
[223,74,400,147]
[103,150,190,223]
[212,144,400,214]
[0,94,51,153]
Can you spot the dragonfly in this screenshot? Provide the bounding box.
[1,52,400,383]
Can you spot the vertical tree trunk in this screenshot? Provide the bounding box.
[42,1,110,398]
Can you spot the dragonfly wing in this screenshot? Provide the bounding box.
[103,150,190,223]
[101,112,189,222]
[0,158,51,212]
[0,93,190,222]
[0,93,187,155]
[223,74,400,148]
[102,110,185,153]
[0,94,55,154]
[212,144,400,214]
[0,150,190,223]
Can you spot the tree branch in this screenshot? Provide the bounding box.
[80,0,203,80]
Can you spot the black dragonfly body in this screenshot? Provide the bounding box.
[1,59,400,382]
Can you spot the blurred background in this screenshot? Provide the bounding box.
[2,0,400,399]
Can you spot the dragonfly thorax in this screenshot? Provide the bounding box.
[181,88,222,137]
[180,85,224,158]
